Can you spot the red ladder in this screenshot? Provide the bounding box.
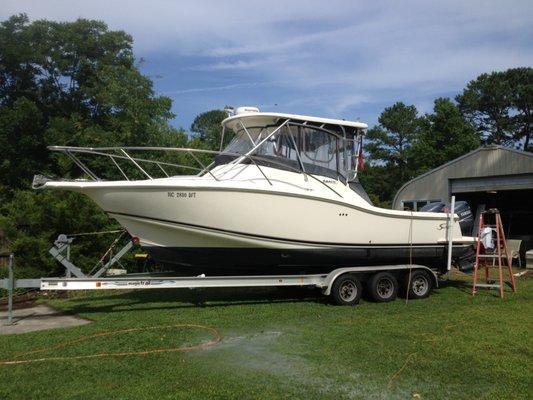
[472,208,516,298]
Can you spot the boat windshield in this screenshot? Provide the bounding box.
[220,122,360,181]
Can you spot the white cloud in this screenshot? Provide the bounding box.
[193,60,261,71]
[163,81,279,95]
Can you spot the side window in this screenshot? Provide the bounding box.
[302,128,336,162]
[258,126,297,161]
[403,201,414,211]
[300,127,338,172]
[404,199,443,211]
[273,130,297,159]
[416,201,429,211]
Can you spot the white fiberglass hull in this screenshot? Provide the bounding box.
[42,165,474,273]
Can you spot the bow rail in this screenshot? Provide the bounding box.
[37,145,344,198]
[46,146,248,182]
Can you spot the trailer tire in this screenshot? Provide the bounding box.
[331,274,362,306]
[404,269,432,299]
[368,272,398,302]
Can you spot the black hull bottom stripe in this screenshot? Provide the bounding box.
[145,246,472,275]
[107,211,472,249]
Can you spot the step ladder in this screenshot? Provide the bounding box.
[472,208,516,298]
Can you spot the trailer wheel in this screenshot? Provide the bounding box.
[404,270,432,299]
[368,272,398,302]
[331,274,362,306]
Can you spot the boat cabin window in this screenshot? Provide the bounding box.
[221,120,361,181]
[300,127,338,169]
[223,126,270,155]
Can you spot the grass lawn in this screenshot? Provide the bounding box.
[1,272,532,399]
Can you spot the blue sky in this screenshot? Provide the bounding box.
[2,1,533,131]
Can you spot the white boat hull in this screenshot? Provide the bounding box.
[42,165,475,274]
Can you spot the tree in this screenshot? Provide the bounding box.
[361,100,480,205]
[0,190,116,278]
[410,98,480,174]
[456,67,532,150]
[506,67,532,151]
[364,102,423,204]
[358,164,396,208]
[0,14,185,277]
[0,14,179,191]
[190,109,229,150]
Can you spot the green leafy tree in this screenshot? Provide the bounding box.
[456,67,532,150]
[0,97,45,189]
[0,14,179,191]
[190,109,230,150]
[358,165,395,208]
[506,67,532,151]
[363,99,482,205]
[410,98,480,174]
[363,102,423,204]
[0,14,185,277]
[365,102,422,182]
[0,190,115,278]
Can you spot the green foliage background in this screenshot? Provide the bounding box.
[0,14,530,277]
[0,14,190,277]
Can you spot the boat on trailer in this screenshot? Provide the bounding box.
[33,107,475,276]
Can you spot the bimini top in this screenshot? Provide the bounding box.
[222,110,368,132]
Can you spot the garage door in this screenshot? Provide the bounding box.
[450,173,533,193]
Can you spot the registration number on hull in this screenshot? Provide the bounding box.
[167,192,196,198]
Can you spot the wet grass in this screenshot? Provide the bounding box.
[0,272,532,399]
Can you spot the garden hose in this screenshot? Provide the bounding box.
[0,323,221,365]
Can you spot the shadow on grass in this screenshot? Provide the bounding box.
[438,279,473,295]
[60,287,328,315]
[438,277,516,298]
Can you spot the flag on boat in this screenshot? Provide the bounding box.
[357,136,365,171]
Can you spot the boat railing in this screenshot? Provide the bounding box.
[43,145,344,197]
[46,146,242,181]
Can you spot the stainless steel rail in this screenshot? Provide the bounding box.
[45,143,344,197]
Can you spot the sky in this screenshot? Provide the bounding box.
[2,1,533,131]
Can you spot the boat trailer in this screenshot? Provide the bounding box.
[2,243,439,324]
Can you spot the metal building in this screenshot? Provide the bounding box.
[393,145,533,258]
